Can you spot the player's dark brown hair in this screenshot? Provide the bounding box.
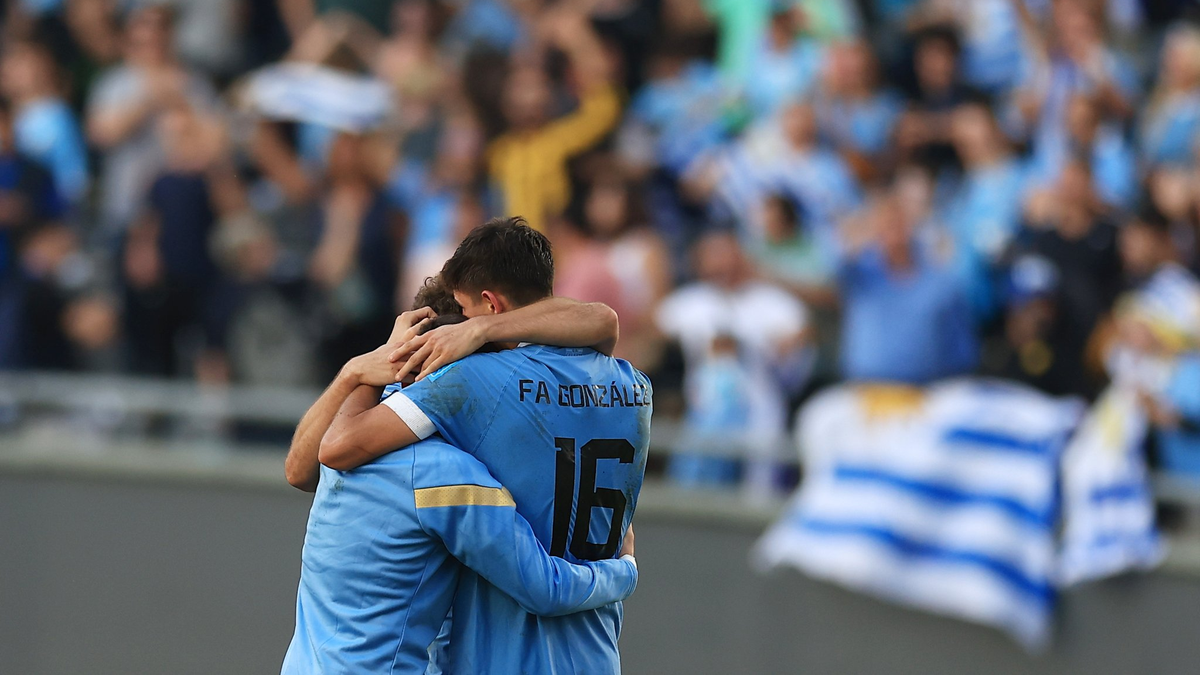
[418,313,468,334]
[439,216,554,307]
[411,276,463,315]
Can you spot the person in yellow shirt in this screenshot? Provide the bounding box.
[487,9,620,232]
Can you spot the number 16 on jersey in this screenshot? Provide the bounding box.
[550,437,635,560]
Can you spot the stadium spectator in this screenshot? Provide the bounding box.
[308,129,405,378]
[944,97,1026,266]
[166,0,246,78]
[687,100,860,244]
[983,253,1079,396]
[619,35,725,180]
[374,0,449,154]
[1012,157,1123,397]
[838,190,977,384]
[907,0,1028,96]
[25,0,123,111]
[742,5,824,118]
[656,231,811,493]
[1140,25,1200,168]
[667,332,777,492]
[812,38,902,181]
[555,156,672,369]
[486,7,620,232]
[1144,167,1200,274]
[0,39,88,207]
[751,192,837,306]
[754,188,843,383]
[0,98,66,368]
[86,4,217,234]
[1106,216,1200,476]
[617,35,725,266]
[895,23,976,173]
[1041,93,1137,210]
[1014,0,1139,158]
[388,107,486,303]
[120,103,230,379]
[13,221,112,371]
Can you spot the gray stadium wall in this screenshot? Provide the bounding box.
[3,463,1200,674]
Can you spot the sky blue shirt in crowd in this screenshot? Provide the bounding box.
[945,159,1026,263]
[1141,91,1200,167]
[388,162,459,252]
[772,147,862,233]
[382,345,652,674]
[839,246,978,384]
[627,61,727,176]
[1023,52,1140,174]
[1157,354,1200,477]
[13,98,88,205]
[1027,123,1137,210]
[959,0,1029,94]
[814,90,903,157]
[744,39,824,118]
[443,0,527,54]
[281,437,638,674]
[708,138,860,247]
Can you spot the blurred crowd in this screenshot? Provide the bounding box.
[4,0,1200,480]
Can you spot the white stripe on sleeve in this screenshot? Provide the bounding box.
[381,392,437,440]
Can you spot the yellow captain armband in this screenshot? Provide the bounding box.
[414,485,516,509]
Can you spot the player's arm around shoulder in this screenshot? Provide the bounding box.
[390,297,620,383]
[317,380,425,472]
[411,444,639,616]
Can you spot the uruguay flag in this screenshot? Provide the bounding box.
[753,380,1083,649]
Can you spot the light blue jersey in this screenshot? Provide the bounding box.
[382,345,652,674]
[282,437,638,674]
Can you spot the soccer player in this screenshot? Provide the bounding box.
[320,218,652,674]
[283,300,636,674]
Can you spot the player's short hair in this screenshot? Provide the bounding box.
[418,313,468,334]
[411,276,463,315]
[439,216,554,306]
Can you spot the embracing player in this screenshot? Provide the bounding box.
[321,218,653,673]
[282,279,637,673]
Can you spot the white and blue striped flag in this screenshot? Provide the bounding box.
[1058,386,1165,586]
[242,63,395,133]
[754,380,1085,649]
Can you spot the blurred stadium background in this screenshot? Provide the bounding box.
[6,0,1200,672]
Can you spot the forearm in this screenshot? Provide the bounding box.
[433,506,638,616]
[277,0,316,40]
[479,297,619,355]
[515,557,637,616]
[88,101,155,148]
[285,368,360,490]
[318,382,405,470]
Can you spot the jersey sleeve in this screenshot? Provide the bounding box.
[413,447,638,617]
[381,354,516,451]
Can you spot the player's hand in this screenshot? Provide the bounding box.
[619,524,635,558]
[387,307,437,344]
[344,308,437,387]
[345,343,398,387]
[390,318,488,382]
